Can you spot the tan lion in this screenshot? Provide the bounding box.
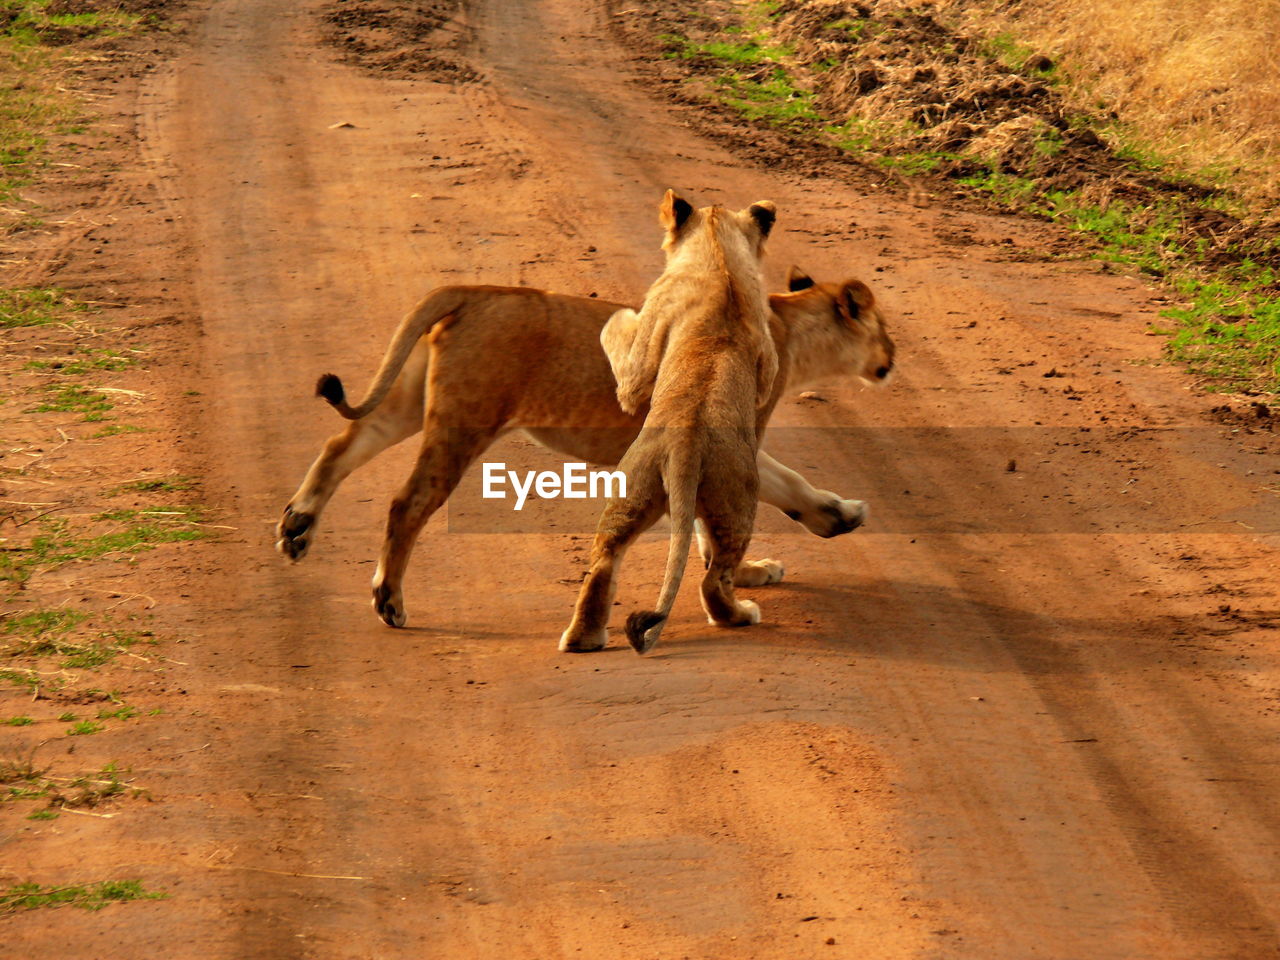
[560,191,777,654]
[276,262,894,632]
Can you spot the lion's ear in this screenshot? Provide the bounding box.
[748,200,776,238]
[787,266,815,292]
[839,280,875,324]
[659,189,695,240]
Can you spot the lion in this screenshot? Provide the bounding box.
[559,191,778,655]
[276,259,894,633]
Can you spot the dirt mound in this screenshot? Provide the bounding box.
[43,0,175,12]
[1209,401,1275,433]
[769,2,1189,192]
[318,0,477,82]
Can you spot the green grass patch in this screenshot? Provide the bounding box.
[28,382,114,420]
[0,668,39,692]
[2,512,209,586]
[3,628,84,659]
[6,783,48,800]
[878,150,962,175]
[4,759,136,807]
[825,17,881,41]
[0,879,164,913]
[0,0,164,216]
[59,644,114,669]
[1,603,157,668]
[1164,271,1280,390]
[3,606,87,637]
[91,423,146,438]
[96,704,135,721]
[0,286,80,327]
[66,718,101,735]
[26,808,57,820]
[981,32,1051,74]
[3,715,33,725]
[673,36,792,65]
[26,346,140,374]
[958,168,1280,389]
[713,69,820,127]
[0,37,72,202]
[0,3,148,48]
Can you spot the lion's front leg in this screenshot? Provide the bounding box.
[600,307,641,385]
[601,308,649,413]
[601,307,667,415]
[756,449,868,538]
[561,489,662,652]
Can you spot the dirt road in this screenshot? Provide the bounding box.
[12,0,1280,956]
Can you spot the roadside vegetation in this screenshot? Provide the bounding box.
[0,0,189,916]
[935,0,1280,204]
[628,0,1280,394]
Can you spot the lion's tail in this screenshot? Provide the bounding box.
[625,447,699,655]
[315,286,470,420]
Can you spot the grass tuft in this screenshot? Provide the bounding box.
[28,382,114,420]
[0,879,165,913]
[0,287,80,327]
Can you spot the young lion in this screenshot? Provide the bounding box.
[277,269,894,631]
[559,191,779,655]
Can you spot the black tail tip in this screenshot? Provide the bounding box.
[625,610,667,654]
[315,373,345,406]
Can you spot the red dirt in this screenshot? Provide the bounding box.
[6,0,1280,957]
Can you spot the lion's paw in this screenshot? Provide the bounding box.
[559,625,608,653]
[810,497,868,538]
[734,558,785,587]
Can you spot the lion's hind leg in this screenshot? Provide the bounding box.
[371,422,496,628]
[278,343,429,561]
[560,468,665,652]
[700,542,763,628]
[697,495,764,628]
[278,402,425,561]
[694,518,785,587]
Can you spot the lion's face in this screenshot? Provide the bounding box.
[771,267,896,388]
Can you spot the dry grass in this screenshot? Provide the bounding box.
[937,0,1280,200]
